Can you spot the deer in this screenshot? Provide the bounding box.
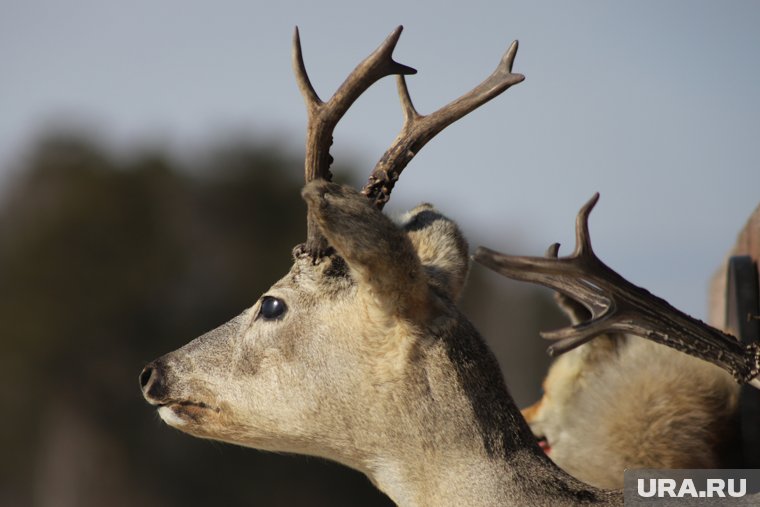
[139,27,624,506]
[474,194,760,489]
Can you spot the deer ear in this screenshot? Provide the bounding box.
[302,181,429,319]
[400,204,469,302]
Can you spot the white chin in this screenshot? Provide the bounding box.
[158,406,187,427]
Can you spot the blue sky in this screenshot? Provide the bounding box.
[2,1,759,319]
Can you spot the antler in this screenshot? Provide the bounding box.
[294,27,524,254]
[293,26,416,256]
[361,41,525,209]
[474,193,760,388]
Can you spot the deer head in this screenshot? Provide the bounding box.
[139,27,561,505]
[139,182,479,464]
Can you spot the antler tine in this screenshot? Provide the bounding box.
[292,27,322,110]
[362,40,525,209]
[293,26,417,256]
[474,194,760,387]
[573,192,599,256]
[544,311,618,356]
[545,242,561,258]
[396,74,421,125]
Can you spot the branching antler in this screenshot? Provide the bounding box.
[361,41,524,209]
[474,193,760,388]
[294,27,524,255]
[293,26,416,255]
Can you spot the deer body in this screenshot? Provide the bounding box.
[141,183,622,506]
[522,325,739,489]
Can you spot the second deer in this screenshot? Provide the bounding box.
[475,194,759,489]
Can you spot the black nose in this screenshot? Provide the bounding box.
[139,366,153,389]
[140,360,168,404]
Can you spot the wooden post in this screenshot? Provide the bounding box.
[708,204,760,329]
[709,204,760,467]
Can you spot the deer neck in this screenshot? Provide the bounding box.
[354,317,620,507]
[366,450,517,507]
[368,448,620,507]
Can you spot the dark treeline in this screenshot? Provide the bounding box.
[0,132,560,506]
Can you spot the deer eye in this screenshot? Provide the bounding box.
[258,296,287,321]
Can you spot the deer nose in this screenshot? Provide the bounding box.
[140,360,169,404]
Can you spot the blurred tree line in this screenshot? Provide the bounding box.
[0,131,562,507]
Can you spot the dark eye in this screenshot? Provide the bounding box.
[258,296,287,321]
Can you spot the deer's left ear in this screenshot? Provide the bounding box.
[302,181,430,320]
[399,204,469,302]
